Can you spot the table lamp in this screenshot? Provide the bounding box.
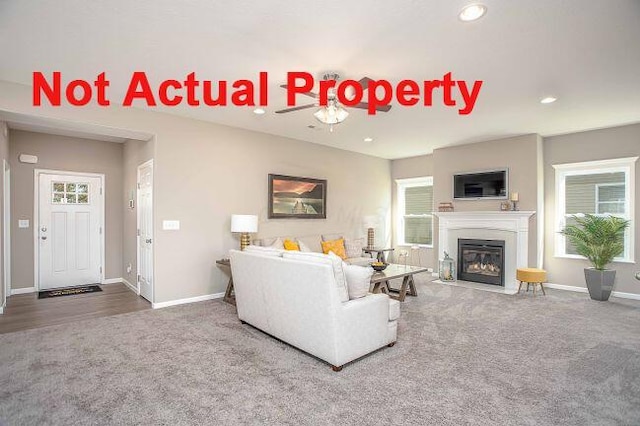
[363,215,377,250]
[231,214,258,250]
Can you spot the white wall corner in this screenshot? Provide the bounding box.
[536,134,544,269]
[121,278,139,295]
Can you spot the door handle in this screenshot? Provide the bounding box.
[41,236,47,240]
[146,239,152,244]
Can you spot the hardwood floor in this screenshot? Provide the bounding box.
[0,283,151,334]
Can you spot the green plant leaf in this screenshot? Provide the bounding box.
[559,214,630,270]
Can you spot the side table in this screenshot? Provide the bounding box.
[363,247,395,263]
[216,258,235,305]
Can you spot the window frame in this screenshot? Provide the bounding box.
[396,176,434,248]
[553,157,637,263]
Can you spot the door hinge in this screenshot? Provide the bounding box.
[137,229,140,236]
[100,187,103,195]
[137,182,141,189]
[137,274,140,283]
[99,266,103,274]
[99,227,102,235]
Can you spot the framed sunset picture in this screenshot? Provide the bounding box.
[268,174,327,219]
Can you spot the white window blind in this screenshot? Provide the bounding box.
[397,177,434,246]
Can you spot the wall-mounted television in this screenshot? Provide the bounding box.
[453,169,508,200]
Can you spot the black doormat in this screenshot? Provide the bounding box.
[38,285,103,299]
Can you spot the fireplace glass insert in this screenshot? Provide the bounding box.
[457,239,505,286]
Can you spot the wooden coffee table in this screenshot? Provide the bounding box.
[370,264,429,301]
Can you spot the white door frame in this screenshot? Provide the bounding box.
[33,169,105,290]
[137,159,154,303]
[3,160,9,307]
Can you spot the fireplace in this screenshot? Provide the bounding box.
[457,239,505,286]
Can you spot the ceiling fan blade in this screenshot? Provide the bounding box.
[275,103,317,114]
[279,85,318,99]
[358,77,373,91]
[352,102,392,112]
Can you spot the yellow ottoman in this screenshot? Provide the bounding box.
[516,268,547,295]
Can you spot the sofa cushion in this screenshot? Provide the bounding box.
[321,238,347,259]
[343,263,373,299]
[388,299,400,321]
[268,237,285,250]
[283,239,300,251]
[344,238,365,259]
[243,245,285,257]
[282,251,349,302]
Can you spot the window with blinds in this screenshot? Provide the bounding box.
[396,177,434,246]
[554,157,636,260]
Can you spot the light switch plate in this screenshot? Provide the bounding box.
[162,220,180,230]
[18,219,30,228]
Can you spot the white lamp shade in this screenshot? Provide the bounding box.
[231,214,258,233]
[363,215,378,228]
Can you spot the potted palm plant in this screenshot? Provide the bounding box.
[560,214,630,301]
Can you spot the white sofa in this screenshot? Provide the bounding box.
[229,249,398,371]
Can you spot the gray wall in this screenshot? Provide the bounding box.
[0,80,392,304]
[544,123,640,295]
[9,130,124,289]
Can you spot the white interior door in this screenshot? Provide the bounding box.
[137,161,153,302]
[38,173,103,290]
[3,161,10,304]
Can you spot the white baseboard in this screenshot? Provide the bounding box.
[121,278,139,295]
[10,286,35,295]
[545,283,640,300]
[152,292,225,309]
[101,278,123,285]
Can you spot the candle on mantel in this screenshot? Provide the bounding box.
[510,192,519,202]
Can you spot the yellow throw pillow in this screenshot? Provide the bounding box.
[283,239,300,251]
[321,238,347,259]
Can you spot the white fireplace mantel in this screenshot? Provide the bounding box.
[434,211,536,292]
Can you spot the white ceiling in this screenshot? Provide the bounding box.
[0,0,639,159]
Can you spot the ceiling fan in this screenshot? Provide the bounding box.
[275,73,392,131]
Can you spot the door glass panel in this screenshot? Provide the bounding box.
[51,181,90,204]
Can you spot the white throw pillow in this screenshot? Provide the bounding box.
[268,237,285,250]
[344,238,365,259]
[297,239,312,252]
[344,263,373,299]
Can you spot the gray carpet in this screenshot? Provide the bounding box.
[1,279,640,425]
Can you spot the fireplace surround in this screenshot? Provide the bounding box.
[434,211,535,293]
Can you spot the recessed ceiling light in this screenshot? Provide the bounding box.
[364,137,374,142]
[459,3,487,21]
[540,97,557,104]
[253,108,266,115]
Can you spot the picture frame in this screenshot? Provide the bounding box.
[268,174,327,219]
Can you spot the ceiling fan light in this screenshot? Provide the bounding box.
[314,105,349,125]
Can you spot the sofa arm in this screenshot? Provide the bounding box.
[333,293,395,366]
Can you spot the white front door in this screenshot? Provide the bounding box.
[38,173,103,290]
[137,161,153,302]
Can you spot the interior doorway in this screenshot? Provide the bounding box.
[35,170,104,290]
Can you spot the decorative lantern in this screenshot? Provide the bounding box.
[439,251,456,282]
